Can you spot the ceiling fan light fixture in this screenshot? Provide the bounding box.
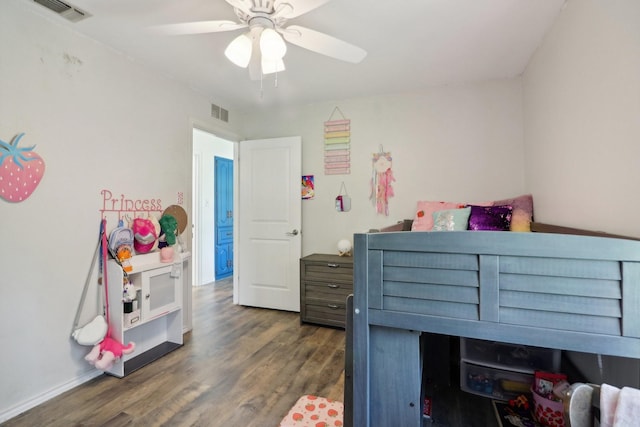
[224,33,252,68]
[261,57,285,75]
[259,28,287,60]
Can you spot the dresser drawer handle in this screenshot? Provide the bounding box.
[327,304,340,309]
[327,263,340,268]
[327,284,339,289]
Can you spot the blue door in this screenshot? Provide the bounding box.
[214,156,233,279]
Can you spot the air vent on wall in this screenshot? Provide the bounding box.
[211,103,229,123]
[32,0,91,22]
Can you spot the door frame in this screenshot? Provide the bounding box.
[190,122,238,290]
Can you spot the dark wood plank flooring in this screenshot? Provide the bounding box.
[3,279,345,427]
[3,278,500,427]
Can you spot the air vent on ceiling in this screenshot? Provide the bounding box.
[211,104,229,123]
[32,0,91,22]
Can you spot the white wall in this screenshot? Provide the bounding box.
[523,0,640,386]
[241,79,526,255]
[0,0,239,421]
[524,0,640,236]
[192,128,234,286]
[4,0,640,420]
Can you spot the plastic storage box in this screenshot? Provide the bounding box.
[461,361,534,401]
[461,338,561,373]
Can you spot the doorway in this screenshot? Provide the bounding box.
[192,128,234,287]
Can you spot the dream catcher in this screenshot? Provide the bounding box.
[369,146,395,216]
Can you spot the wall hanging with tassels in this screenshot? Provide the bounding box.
[369,146,395,216]
[324,107,351,175]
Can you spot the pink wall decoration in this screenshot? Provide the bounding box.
[370,147,395,216]
[324,107,351,175]
[0,133,46,203]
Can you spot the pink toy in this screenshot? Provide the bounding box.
[82,219,136,372]
[84,331,136,371]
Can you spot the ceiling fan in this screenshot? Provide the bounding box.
[154,0,367,80]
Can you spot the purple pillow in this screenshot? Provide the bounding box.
[493,194,533,232]
[468,205,513,231]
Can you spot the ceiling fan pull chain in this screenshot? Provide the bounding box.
[259,72,264,99]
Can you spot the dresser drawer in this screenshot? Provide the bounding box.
[303,298,348,328]
[302,262,352,282]
[300,253,353,328]
[303,280,353,302]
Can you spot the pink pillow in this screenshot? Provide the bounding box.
[411,201,465,231]
[492,194,534,232]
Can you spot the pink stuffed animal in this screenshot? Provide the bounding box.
[85,334,135,371]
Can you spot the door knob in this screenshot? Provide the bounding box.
[286,229,299,236]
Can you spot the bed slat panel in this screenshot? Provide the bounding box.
[383,296,478,320]
[500,273,622,299]
[500,290,621,318]
[384,266,478,287]
[499,307,621,335]
[384,281,478,304]
[384,251,478,270]
[499,256,621,280]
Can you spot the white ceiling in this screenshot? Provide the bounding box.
[26,0,566,112]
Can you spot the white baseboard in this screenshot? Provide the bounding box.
[0,370,103,424]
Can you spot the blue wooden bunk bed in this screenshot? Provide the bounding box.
[350,223,640,426]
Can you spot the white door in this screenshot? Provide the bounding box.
[237,136,301,311]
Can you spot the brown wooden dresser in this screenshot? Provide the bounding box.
[300,253,353,328]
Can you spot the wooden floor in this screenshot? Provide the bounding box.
[4,278,345,427]
[4,278,505,427]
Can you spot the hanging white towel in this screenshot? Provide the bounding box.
[600,384,640,427]
[600,384,620,427]
[613,387,640,426]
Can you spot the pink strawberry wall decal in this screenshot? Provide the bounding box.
[0,133,46,203]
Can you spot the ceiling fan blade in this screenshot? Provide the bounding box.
[225,0,250,10]
[151,20,247,36]
[281,25,367,63]
[274,0,332,19]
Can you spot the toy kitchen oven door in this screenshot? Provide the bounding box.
[131,263,183,321]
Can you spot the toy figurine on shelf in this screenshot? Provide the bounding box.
[108,220,134,272]
[158,214,178,248]
[509,394,531,412]
[158,214,178,263]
